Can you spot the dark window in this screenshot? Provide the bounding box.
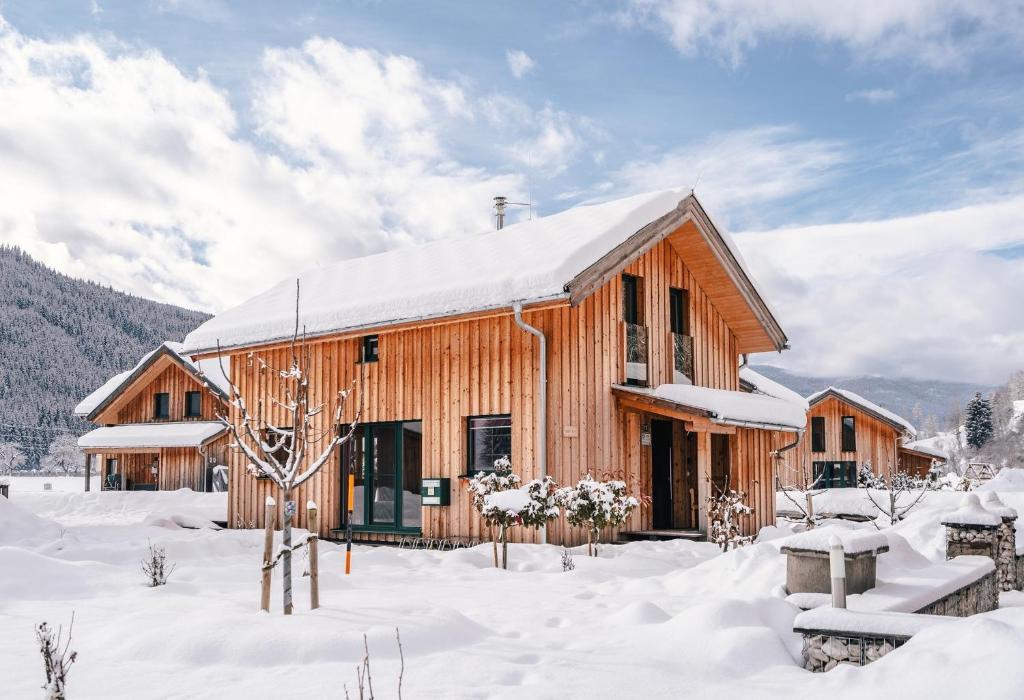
[841,416,857,452]
[467,415,512,474]
[361,335,379,363]
[104,458,117,478]
[811,416,826,452]
[813,461,857,488]
[669,287,688,335]
[259,427,292,478]
[622,274,642,325]
[153,392,170,419]
[185,391,202,417]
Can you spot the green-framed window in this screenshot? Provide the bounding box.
[185,391,202,417]
[811,416,826,452]
[841,416,857,452]
[153,392,170,419]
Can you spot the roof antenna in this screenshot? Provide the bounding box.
[690,170,703,195]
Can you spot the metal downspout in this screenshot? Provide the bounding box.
[513,302,548,545]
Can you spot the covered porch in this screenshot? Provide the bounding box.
[613,382,805,538]
[78,422,228,492]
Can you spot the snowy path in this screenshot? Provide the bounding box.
[1,491,1024,698]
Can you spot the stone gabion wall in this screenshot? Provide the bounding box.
[996,519,1018,592]
[916,570,999,616]
[802,633,908,672]
[945,524,999,560]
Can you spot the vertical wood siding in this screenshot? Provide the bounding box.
[789,396,902,481]
[113,363,222,424]
[223,238,783,543]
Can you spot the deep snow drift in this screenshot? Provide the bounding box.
[2,489,1024,698]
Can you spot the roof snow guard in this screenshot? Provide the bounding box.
[613,383,806,432]
[77,422,226,450]
[807,387,916,438]
[181,190,788,355]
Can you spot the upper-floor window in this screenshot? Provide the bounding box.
[669,287,688,335]
[622,274,642,325]
[361,334,379,363]
[841,416,857,452]
[153,392,170,419]
[185,391,202,417]
[467,415,512,475]
[811,416,826,452]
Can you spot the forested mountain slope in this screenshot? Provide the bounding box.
[0,246,209,466]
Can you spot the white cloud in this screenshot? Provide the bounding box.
[734,196,1024,384]
[621,0,1024,69]
[846,88,897,103]
[604,125,846,224]
[505,49,535,79]
[0,23,592,312]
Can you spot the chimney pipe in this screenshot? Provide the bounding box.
[494,196,507,230]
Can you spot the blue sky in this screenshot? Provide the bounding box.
[1,1,1023,383]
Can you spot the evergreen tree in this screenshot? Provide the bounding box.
[965,392,994,449]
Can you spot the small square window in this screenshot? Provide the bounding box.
[153,392,170,419]
[467,415,512,474]
[185,391,202,417]
[361,335,379,363]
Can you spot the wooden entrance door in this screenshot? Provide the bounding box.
[650,420,674,529]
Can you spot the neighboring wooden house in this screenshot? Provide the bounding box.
[74,343,231,492]
[792,387,918,487]
[898,440,947,479]
[181,191,806,544]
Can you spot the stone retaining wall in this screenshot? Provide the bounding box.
[945,522,1019,593]
[915,569,998,616]
[995,520,1018,592]
[801,633,908,672]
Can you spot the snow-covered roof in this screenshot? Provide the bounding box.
[615,383,807,431]
[900,439,947,460]
[75,342,231,421]
[807,387,917,438]
[77,422,226,449]
[181,190,786,354]
[739,367,809,411]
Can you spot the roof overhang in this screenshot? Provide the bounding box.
[566,194,788,354]
[78,421,227,451]
[899,445,947,462]
[87,345,229,423]
[612,384,803,433]
[808,388,914,437]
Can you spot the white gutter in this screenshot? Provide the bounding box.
[512,301,548,545]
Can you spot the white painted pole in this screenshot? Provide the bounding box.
[829,535,847,609]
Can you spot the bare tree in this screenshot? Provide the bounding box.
[865,468,929,527]
[776,458,826,529]
[40,435,83,476]
[215,282,359,615]
[0,441,27,476]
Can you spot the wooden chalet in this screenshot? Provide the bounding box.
[75,343,231,492]
[181,190,807,545]
[791,387,923,486]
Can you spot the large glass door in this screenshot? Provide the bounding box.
[343,421,422,532]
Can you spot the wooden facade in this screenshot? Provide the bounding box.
[210,211,801,545]
[790,392,915,485]
[80,346,228,492]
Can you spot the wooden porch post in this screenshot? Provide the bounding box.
[84,453,91,492]
[696,430,711,533]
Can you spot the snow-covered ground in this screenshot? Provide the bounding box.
[3,489,1024,698]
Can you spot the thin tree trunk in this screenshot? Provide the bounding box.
[587,529,593,557]
[500,524,508,570]
[308,502,319,610]
[261,498,275,612]
[282,488,293,615]
[491,524,498,568]
[805,492,816,529]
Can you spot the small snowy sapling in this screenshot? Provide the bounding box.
[141,541,176,586]
[37,617,77,700]
[467,456,521,567]
[555,474,640,556]
[706,484,753,552]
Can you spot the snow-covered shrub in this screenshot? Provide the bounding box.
[467,456,521,567]
[706,489,753,552]
[858,462,885,489]
[37,619,76,700]
[555,475,640,556]
[141,541,175,587]
[479,474,559,569]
